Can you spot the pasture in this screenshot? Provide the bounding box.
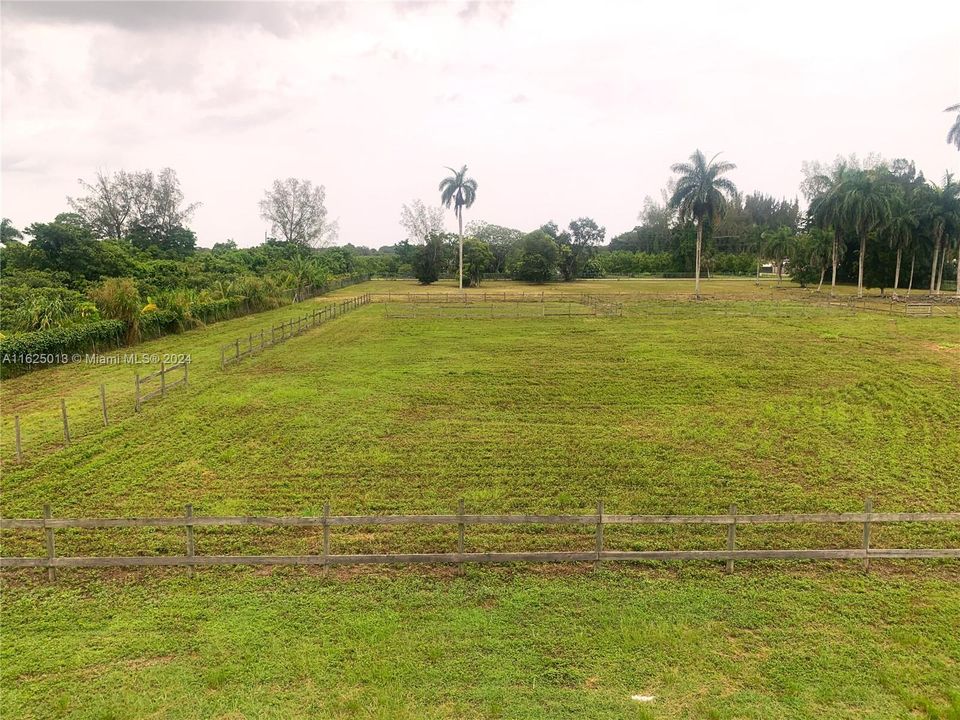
[2,279,959,719]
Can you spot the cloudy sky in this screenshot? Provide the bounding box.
[2,0,958,248]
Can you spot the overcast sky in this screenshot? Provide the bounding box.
[2,0,959,248]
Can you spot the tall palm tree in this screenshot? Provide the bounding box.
[946,104,960,150]
[439,165,478,290]
[669,150,738,298]
[883,189,920,297]
[806,228,835,292]
[761,226,793,286]
[809,163,852,298]
[833,169,892,298]
[925,174,960,295]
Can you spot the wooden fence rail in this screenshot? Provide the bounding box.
[221,294,370,369]
[2,501,957,578]
[135,359,189,412]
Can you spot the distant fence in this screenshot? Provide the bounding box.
[3,499,957,580]
[135,359,189,412]
[220,294,370,368]
[380,292,623,319]
[824,297,959,317]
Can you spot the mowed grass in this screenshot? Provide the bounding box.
[3,570,959,720]
[2,281,959,718]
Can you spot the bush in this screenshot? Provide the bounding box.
[89,278,142,344]
[0,320,125,376]
[509,231,558,282]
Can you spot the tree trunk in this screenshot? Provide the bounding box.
[936,243,946,294]
[777,261,783,287]
[907,251,915,297]
[893,247,901,296]
[857,232,866,299]
[817,267,825,293]
[694,221,702,299]
[956,240,960,298]
[930,235,941,294]
[458,210,464,291]
[830,231,838,298]
[755,253,761,286]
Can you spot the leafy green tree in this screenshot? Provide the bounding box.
[438,165,478,290]
[668,150,738,298]
[558,217,605,281]
[413,232,448,285]
[509,230,558,282]
[466,221,522,274]
[461,238,494,287]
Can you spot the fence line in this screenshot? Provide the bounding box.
[135,359,189,412]
[2,500,957,579]
[220,294,370,368]
[368,290,960,316]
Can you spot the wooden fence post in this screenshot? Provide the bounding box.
[160,361,166,397]
[726,503,737,574]
[185,504,195,578]
[183,360,189,387]
[457,499,465,575]
[100,384,109,426]
[135,372,141,412]
[235,339,240,360]
[43,504,56,581]
[862,498,873,573]
[260,329,265,350]
[323,501,330,574]
[248,333,253,354]
[220,345,225,370]
[14,415,23,461]
[594,499,604,571]
[60,399,70,446]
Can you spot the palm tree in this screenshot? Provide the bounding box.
[946,104,960,150]
[832,169,892,298]
[761,226,793,286]
[883,189,920,297]
[439,165,478,290]
[809,163,853,298]
[669,150,738,298]
[806,228,835,292]
[925,174,960,295]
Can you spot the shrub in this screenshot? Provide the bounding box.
[0,320,125,376]
[89,278,142,344]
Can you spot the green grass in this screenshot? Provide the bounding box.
[3,570,959,719]
[2,280,959,718]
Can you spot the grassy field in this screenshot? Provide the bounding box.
[2,279,959,718]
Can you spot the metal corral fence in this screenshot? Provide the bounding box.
[3,499,957,580]
[221,294,371,368]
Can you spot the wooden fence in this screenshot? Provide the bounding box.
[135,360,189,412]
[221,294,370,368]
[2,500,957,579]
